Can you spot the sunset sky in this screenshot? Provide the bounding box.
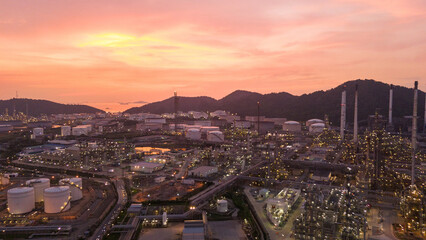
[1,0,425,111]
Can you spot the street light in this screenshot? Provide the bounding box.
[190,206,196,219]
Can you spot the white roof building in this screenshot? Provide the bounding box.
[130,162,164,173]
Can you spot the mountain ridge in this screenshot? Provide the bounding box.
[124,79,425,124]
[0,98,104,116]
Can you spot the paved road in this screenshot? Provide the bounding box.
[190,160,266,205]
[91,179,127,240]
[281,200,304,239]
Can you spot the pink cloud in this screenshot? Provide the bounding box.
[0,0,425,111]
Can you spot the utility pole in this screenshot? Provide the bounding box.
[411,81,418,185]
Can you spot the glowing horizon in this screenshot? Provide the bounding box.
[1,0,425,112]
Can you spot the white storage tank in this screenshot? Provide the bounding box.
[283,121,301,132]
[59,178,83,201]
[309,123,326,133]
[44,186,71,213]
[7,187,35,214]
[186,128,201,140]
[306,119,324,127]
[26,178,50,202]
[207,131,225,142]
[217,199,228,213]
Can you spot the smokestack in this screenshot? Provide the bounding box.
[389,84,393,125]
[174,91,178,118]
[411,81,418,185]
[353,84,358,143]
[257,101,260,134]
[340,86,346,140]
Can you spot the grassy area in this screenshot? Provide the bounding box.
[103,233,121,240]
[179,181,213,201]
[130,188,141,195]
[207,212,233,221]
[143,199,188,206]
[0,133,39,159]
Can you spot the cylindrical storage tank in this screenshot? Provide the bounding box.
[26,178,50,202]
[207,131,225,142]
[186,128,201,140]
[283,121,301,132]
[309,123,326,133]
[59,178,83,201]
[44,186,71,213]
[7,187,35,214]
[306,119,324,127]
[217,199,228,213]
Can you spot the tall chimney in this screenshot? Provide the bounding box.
[389,84,393,125]
[340,86,346,140]
[411,81,418,185]
[353,84,358,143]
[257,101,260,134]
[174,91,178,118]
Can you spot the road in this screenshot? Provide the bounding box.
[280,200,304,239]
[190,159,266,205]
[91,179,127,240]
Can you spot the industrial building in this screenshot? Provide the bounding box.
[144,118,166,124]
[253,121,275,134]
[182,220,206,240]
[72,125,92,136]
[266,188,300,227]
[130,162,164,173]
[33,127,44,137]
[136,122,164,131]
[216,199,228,213]
[188,166,218,178]
[186,128,202,140]
[293,186,366,240]
[311,170,332,182]
[233,120,251,129]
[61,126,71,136]
[0,125,13,132]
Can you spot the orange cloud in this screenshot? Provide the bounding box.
[0,0,425,111]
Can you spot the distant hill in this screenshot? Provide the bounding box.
[0,98,104,116]
[124,79,425,124]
